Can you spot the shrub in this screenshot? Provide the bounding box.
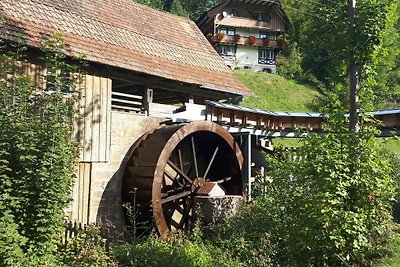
[58,226,117,267]
[0,34,82,263]
[261,121,396,265]
[207,204,277,267]
[111,232,241,267]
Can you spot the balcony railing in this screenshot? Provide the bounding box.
[210,33,287,49]
[258,58,276,65]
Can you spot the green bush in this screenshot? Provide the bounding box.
[0,35,81,264]
[58,226,117,267]
[261,126,396,265]
[207,204,277,267]
[111,233,241,267]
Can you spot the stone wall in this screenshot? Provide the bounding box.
[87,112,164,234]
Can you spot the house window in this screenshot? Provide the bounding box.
[252,13,271,22]
[219,27,235,36]
[260,32,276,40]
[267,32,276,40]
[259,48,275,64]
[219,45,236,56]
[231,9,239,16]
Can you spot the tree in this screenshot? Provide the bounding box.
[133,0,221,20]
[281,0,400,109]
[134,0,163,10]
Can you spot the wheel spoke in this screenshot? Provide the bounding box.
[214,176,232,184]
[167,160,193,184]
[161,190,191,204]
[203,147,219,180]
[177,198,193,229]
[164,198,181,227]
[191,136,199,178]
[178,149,183,172]
[164,169,183,187]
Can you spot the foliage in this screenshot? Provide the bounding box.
[375,5,400,108]
[58,226,117,267]
[235,70,322,112]
[374,232,400,267]
[133,0,220,20]
[276,42,304,80]
[111,231,241,267]
[0,34,81,264]
[277,43,327,94]
[282,0,400,107]
[258,87,397,266]
[206,204,277,267]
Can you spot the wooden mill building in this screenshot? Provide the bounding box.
[0,0,254,234]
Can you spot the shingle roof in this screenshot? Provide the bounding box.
[0,0,253,96]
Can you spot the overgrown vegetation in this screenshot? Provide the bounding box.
[1,1,400,266]
[111,230,241,267]
[263,120,397,265]
[0,35,82,265]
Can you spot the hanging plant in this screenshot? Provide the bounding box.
[248,36,257,45]
[277,39,287,49]
[263,38,272,47]
[216,32,226,41]
[277,35,287,49]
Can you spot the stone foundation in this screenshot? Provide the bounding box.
[193,195,244,225]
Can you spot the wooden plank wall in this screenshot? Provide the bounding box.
[71,163,91,224]
[0,56,45,88]
[74,74,112,163]
[230,2,286,32]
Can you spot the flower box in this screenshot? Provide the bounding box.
[248,36,257,45]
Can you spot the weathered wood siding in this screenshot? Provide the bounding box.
[0,56,45,88]
[74,74,112,163]
[230,2,286,32]
[71,162,92,224]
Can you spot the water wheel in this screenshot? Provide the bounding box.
[122,121,244,237]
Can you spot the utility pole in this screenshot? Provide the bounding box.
[348,0,358,132]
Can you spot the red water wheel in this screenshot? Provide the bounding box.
[122,121,244,238]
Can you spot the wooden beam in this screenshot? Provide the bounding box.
[101,67,242,101]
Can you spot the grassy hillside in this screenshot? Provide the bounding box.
[235,70,323,112]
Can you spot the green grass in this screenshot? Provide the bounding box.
[374,233,400,267]
[381,138,400,155]
[235,70,323,112]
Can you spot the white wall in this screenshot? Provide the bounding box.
[236,46,259,66]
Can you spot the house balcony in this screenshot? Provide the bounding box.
[210,33,287,49]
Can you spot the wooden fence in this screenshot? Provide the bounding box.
[63,220,110,252]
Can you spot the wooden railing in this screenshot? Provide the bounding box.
[211,34,287,49]
[111,91,144,113]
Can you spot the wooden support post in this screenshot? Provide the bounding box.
[230,112,236,125]
[142,87,153,115]
[233,133,252,202]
